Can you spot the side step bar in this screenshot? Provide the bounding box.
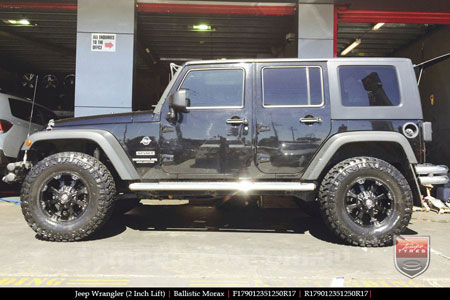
[129,181,316,192]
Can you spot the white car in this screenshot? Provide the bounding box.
[0,92,56,175]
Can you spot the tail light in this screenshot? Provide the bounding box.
[0,120,12,133]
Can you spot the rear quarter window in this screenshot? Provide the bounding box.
[338,66,400,107]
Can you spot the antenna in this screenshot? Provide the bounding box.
[413,53,450,86]
[23,75,39,164]
[26,74,39,138]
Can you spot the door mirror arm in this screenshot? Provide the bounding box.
[166,107,177,122]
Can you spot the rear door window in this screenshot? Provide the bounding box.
[262,66,324,107]
[338,66,400,106]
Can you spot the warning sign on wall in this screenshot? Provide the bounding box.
[91,33,116,52]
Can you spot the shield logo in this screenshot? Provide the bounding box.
[394,235,430,278]
[140,136,152,146]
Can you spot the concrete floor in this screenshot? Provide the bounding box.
[0,196,450,288]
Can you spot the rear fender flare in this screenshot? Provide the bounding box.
[301,131,418,180]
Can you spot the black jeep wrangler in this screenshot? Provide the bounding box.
[5,58,449,246]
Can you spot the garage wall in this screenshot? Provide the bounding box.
[336,0,450,12]
[0,68,17,95]
[75,0,135,117]
[297,3,334,58]
[394,26,450,167]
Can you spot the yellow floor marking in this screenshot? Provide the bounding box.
[68,279,129,282]
[377,280,392,287]
[67,283,128,285]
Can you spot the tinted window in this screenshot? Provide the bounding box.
[263,66,323,106]
[179,69,244,108]
[37,107,56,124]
[339,66,400,106]
[8,98,46,125]
[8,98,31,121]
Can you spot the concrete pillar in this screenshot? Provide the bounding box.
[297,2,334,58]
[75,0,136,117]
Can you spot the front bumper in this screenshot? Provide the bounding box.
[414,164,449,186]
[2,160,32,184]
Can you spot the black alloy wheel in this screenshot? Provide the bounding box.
[39,172,90,223]
[344,177,394,228]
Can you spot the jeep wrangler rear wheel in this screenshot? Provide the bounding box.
[319,157,413,247]
[21,152,116,242]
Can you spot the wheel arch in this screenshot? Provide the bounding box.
[22,129,139,181]
[302,131,421,206]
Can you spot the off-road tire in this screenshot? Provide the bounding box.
[21,152,116,242]
[319,157,413,247]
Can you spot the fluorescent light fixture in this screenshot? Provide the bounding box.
[5,19,31,26]
[19,19,30,25]
[193,24,212,31]
[372,23,385,31]
[341,39,361,56]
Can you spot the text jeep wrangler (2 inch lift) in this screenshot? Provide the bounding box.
[4,58,449,246]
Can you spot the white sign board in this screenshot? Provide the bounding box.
[91,33,116,52]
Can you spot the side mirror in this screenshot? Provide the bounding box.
[169,90,189,113]
[166,90,189,122]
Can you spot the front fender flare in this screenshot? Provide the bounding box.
[22,129,139,180]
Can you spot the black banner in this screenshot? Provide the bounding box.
[0,287,444,299]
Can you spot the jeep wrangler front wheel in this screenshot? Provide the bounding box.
[319,157,413,247]
[21,152,116,242]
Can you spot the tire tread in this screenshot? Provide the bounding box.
[318,156,413,247]
[21,152,116,242]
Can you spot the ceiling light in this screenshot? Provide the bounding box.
[4,19,32,26]
[341,39,361,56]
[18,19,30,25]
[372,23,385,31]
[193,24,212,31]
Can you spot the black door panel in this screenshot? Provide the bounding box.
[255,62,331,175]
[159,64,253,177]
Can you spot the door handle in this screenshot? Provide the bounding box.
[226,118,248,125]
[299,116,323,124]
[257,124,271,133]
[161,126,175,133]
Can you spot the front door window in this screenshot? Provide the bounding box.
[179,68,244,108]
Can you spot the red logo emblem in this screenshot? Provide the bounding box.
[394,236,430,278]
